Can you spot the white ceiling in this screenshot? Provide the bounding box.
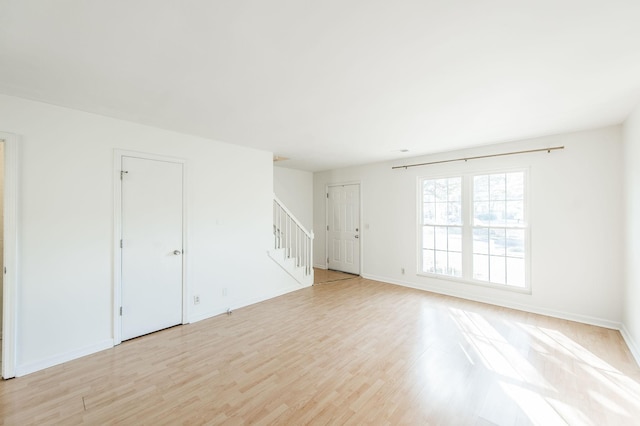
[1,1,640,171]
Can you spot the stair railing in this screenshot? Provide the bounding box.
[273,195,314,276]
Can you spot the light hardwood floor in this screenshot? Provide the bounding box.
[314,269,358,284]
[1,275,640,425]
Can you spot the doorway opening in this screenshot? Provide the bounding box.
[0,141,4,374]
[1,132,18,379]
[113,150,187,345]
[326,183,361,275]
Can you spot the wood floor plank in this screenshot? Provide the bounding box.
[1,275,640,425]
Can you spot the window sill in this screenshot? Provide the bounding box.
[416,272,532,295]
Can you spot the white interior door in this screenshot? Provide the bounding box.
[121,156,183,341]
[327,184,360,275]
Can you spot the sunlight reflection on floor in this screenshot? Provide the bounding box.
[448,306,640,425]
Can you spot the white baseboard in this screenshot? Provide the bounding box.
[15,339,114,377]
[189,284,305,324]
[13,275,635,376]
[620,325,640,367]
[313,263,327,270]
[13,284,308,376]
[361,273,622,330]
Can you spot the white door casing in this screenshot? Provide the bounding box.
[1,133,18,379]
[114,152,186,343]
[327,184,360,275]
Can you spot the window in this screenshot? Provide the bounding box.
[422,177,462,277]
[420,170,528,290]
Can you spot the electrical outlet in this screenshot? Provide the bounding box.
[401,267,405,275]
[222,287,228,297]
[194,295,200,305]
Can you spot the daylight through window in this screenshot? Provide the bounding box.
[422,177,462,277]
[420,170,528,289]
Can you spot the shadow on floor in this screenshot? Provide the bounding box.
[313,268,359,285]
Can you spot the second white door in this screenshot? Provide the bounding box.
[327,184,360,275]
[121,156,184,341]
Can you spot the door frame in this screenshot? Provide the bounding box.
[325,181,362,275]
[1,132,19,379]
[113,150,188,345]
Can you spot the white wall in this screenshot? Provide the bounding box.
[0,93,300,375]
[314,127,624,327]
[273,166,313,231]
[623,103,640,363]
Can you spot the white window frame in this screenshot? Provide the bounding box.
[420,176,464,278]
[417,168,531,293]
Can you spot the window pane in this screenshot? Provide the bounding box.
[435,179,448,201]
[449,252,462,277]
[448,227,462,252]
[448,178,462,202]
[507,172,524,200]
[423,226,435,250]
[490,201,506,226]
[474,175,489,201]
[435,226,447,250]
[435,202,448,224]
[447,202,461,225]
[490,228,506,255]
[473,228,489,254]
[506,229,525,258]
[423,249,435,273]
[423,180,436,202]
[421,177,465,278]
[473,254,489,281]
[506,200,523,225]
[435,250,448,274]
[474,201,490,226]
[423,202,436,224]
[490,256,506,284]
[489,174,506,200]
[507,257,526,287]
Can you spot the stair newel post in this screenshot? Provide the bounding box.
[310,231,314,276]
[309,234,312,274]
[275,200,278,249]
[284,207,287,256]
[279,204,283,249]
[288,214,292,258]
[298,226,301,267]
[279,203,282,249]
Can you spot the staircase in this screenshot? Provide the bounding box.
[269,195,314,286]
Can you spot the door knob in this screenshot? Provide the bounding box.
[173,250,182,255]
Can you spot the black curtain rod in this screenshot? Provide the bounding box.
[392,146,565,170]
